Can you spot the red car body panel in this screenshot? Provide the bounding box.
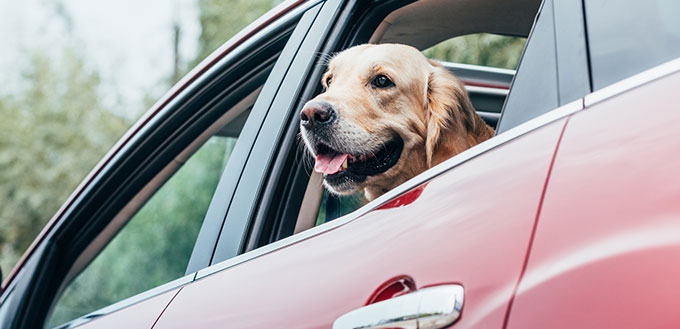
[507,71,680,328]
[152,118,566,328]
[75,289,179,329]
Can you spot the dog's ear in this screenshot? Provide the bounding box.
[424,61,479,167]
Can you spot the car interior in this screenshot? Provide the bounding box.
[43,0,545,327]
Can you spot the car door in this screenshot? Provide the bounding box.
[0,2,311,328]
[152,109,567,329]
[506,1,680,327]
[151,0,575,328]
[506,60,680,329]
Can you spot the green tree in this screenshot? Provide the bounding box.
[0,0,281,281]
[47,136,236,326]
[192,0,283,66]
[42,1,285,324]
[423,33,527,69]
[0,49,129,278]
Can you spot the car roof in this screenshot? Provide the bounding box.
[371,0,542,50]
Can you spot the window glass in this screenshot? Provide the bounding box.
[585,0,680,90]
[47,133,238,327]
[315,191,364,225]
[423,33,527,69]
[497,0,559,134]
[553,0,590,105]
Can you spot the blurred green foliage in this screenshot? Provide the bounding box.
[423,33,527,69]
[0,0,279,284]
[47,136,236,326]
[193,0,284,67]
[0,49,129,278]
[316,191,365,226]
[45,0,277,326]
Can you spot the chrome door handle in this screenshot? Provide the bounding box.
[333,284,464,329]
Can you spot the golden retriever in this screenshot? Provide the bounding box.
[300,44,494,201]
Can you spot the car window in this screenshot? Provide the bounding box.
[423,33,527,70]
[584,0,680,90]
[303,35,528,229]
[307,34,528,222]
[46,113,247,328]
[497,0,558,134]
[308,34,527,223]
[315,191,364,225]
[552,0,590,105]
[242,0,545,251]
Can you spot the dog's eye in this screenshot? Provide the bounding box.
[371,75,394,89]
[325,77,332,87]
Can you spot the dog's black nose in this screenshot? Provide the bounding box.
[300,101,335,127]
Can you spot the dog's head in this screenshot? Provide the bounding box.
[300,44,492,200]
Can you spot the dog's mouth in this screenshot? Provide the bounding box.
[313,135,404,180]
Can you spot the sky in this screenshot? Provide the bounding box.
[0,0,201,119]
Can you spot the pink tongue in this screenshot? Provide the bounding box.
[315,153,349,175]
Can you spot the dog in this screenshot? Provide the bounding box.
[300,44,495,201]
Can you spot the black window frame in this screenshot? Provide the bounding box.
[209,0,421,263]
[210,0,356,264]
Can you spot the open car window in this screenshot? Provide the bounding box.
[306,34,527,226]
[423,33,526,70]
[197,0,585,290]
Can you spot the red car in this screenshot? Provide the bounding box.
[3,0,680,328]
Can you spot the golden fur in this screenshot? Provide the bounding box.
[301,44,494,201]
